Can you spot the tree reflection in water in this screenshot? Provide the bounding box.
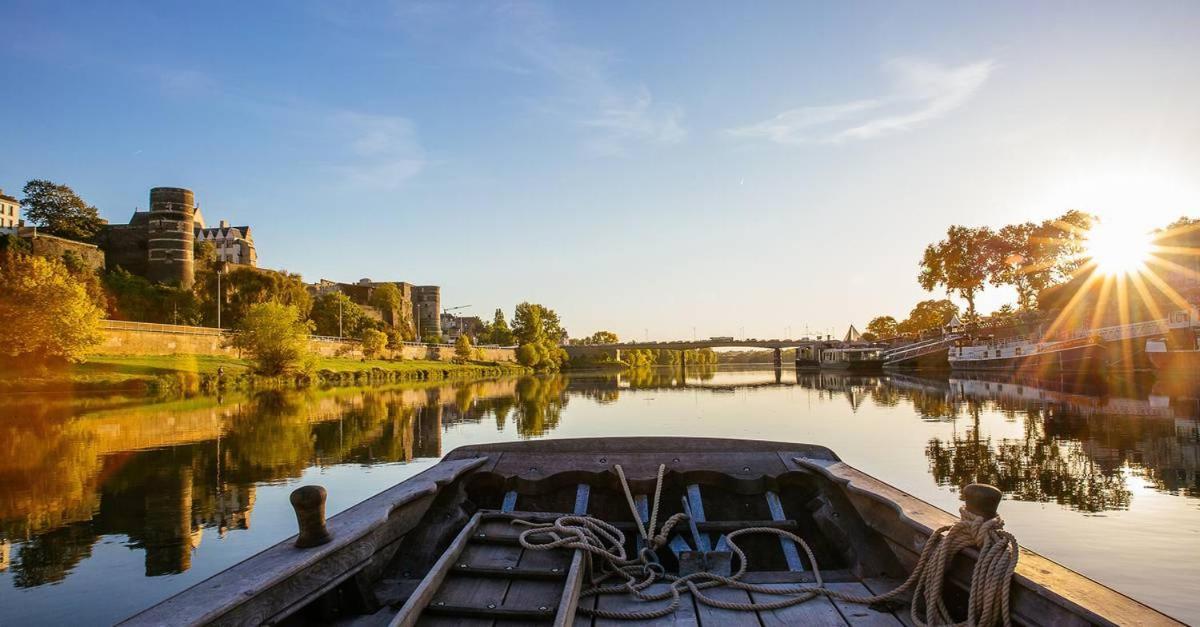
[0,369,1196,593]
[924,408,1133,513]
[897,373,1198,512]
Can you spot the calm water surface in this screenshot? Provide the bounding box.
[1,367,1198,624]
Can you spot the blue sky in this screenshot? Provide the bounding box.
[3,1,1199,340]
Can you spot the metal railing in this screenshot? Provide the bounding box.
[100,319,227,337]
[883,334,963,361]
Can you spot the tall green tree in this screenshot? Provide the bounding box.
[196,266,311,328]
[585,330,619,344]
[483,308,515,345]
[919,225,994,319]
[20,180,105,240]
[311,291,369,338]
[899,299,960,335]
[454,334,473,362]
[865,316,899,339]
[511,302,568,370]
[986,222,1041,311]
[361,328,387,359]
[229,302,313,376]
[1039,210,1094,281]
[0,252,103,362]
[985,211,1097,311]
[103,267,200,324]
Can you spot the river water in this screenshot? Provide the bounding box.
[1,366,1197,624]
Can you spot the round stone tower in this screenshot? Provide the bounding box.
[146,187,196,288]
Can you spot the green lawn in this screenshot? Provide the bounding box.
[79,354,253,376]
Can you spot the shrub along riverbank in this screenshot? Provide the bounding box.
[1,354,531,396]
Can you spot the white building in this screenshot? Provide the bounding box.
[195,220,258,266]
[0,188,19,230]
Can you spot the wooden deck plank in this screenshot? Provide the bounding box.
[501,578,563,614]
[428,575,510,612]
[824,582,903,626]
[863,578,915,627]
[575,588,596,627]
[460,542,524,570]
[751,583,846,627]
[693,586,759,627]
[416,615,492,627]
[392,512,485,627]
[515,546,572,572]
[594,583,697,627]
[477,519,523,542]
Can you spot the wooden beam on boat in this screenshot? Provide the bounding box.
[686,484,712,552]
[635,494,650,553]
[556,484,591,627]
[444,437,838,486]
[574,483,591,515]
[765,490,805,572]
[118,457,488,627]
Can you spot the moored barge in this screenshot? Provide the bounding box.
[949,336,1106,375]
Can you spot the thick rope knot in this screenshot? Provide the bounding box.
[957,508,1003,547]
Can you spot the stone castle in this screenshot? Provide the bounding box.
[8,182,451,338]
[311,279,442,339]
[99,187,257,288]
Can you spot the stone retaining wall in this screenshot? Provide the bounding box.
[99,324,517,363]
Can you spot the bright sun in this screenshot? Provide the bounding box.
[1085,219,1154,275]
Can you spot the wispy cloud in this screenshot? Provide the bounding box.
[581,87,686,155]
[388,1,685,155]
[497,2,687,155]
[332,112,425,189]
[728,58,996,144]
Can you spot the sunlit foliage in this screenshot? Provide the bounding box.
[0,252,103,363]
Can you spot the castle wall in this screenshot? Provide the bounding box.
[19,231,106,272]
[98,224,149,275]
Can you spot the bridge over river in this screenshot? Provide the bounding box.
[563,338,843,367]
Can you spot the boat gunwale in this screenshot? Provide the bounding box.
[117,457,489,627]
[794,456,1185,627]
[443,436,841,462]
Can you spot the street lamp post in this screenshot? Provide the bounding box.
[216,261,228,329]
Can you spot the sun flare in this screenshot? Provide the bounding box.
[1085,218,1154,276]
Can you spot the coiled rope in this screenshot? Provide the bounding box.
[510,465,1020,626]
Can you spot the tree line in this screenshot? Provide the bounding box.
[863,210,1093,340]
[566,330,718,368]
[866,212,1200,341]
